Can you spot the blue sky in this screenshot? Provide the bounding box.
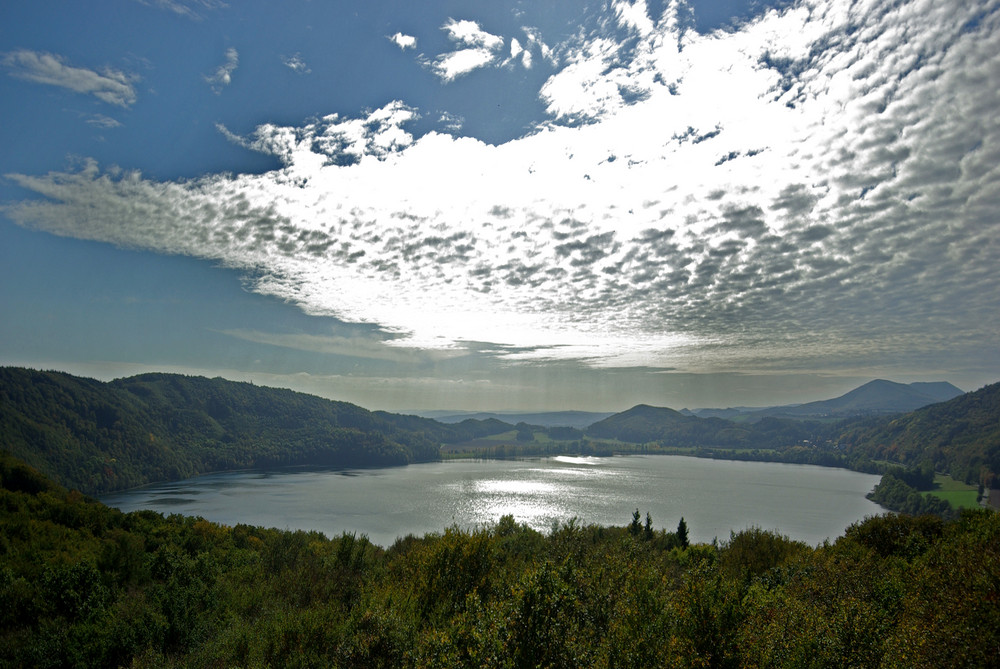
[2,0,998,412]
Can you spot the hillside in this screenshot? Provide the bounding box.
[586,404,826,454]
[0,368,508,495]
[587,404,719,443]
[835,381,1000,487]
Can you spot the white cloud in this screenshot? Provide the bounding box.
[281,53,310,74]
[438,112,464,133]
[522,27,555,65]
[205,47,238,93]
[7,0,1000,377]
[218,329,462,363]
[389,32,417,50]
[424,18,507,82]
[443,18,504,50]
[2,49,137,107]
[427,48,499,82]
[421,20,554,81]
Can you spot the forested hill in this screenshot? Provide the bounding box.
[585,404,827,454]
[835,381,1000,487]
[587,404,730,443]
[0,368,508,495]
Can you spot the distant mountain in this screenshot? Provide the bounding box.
[584,404,786,447]
[0,368,510,495]
[680,407,772,419]
[835,381,1000,486]
[750,380,964,419]
[681,380,964,421]
[587,404,695,442]
[426,410,614,429]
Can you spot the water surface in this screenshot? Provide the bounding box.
[102,455,885,547]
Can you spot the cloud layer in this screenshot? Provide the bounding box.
[6,0,999,376]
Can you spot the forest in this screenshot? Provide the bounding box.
[0,368,510,495]
[1,451,997,668]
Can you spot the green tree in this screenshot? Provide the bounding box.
[630,508,642,536]
[677,517,689,549]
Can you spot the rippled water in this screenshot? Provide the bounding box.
[101,455,885,547]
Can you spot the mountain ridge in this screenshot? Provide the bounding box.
[0,367,508,495]
[681,379,963,421]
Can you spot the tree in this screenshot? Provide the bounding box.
[630,509,642,536]
[677,517,689,549]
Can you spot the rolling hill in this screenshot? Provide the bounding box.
[0,368,509,495]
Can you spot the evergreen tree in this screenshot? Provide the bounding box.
[630,508,642,536]
[677,516,689,549]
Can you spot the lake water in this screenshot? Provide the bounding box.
[101,455,886,547]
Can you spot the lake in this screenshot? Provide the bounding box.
[101,455,886,547]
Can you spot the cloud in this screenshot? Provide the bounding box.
[6,0,1000,378]
[281,53,310,74]
[205,47,238,93]
[389,32,417,50]
[86,114,123,128]
[442,19,504,50]
[2,49,137,107]
[134,0,226,20]
[425,18,506,82]
[426,48,499,82]
[218,329,463,363]
[438,112,464,133]
[418,20,555,82]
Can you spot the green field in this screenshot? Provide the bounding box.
[925,474,980,509]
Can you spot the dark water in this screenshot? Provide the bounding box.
[101,455,885,547]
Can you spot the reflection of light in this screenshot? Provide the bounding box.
[475,480,559,495]
[465,477,573,532]
[553,456,604,466]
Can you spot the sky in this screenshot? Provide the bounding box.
[1,0,998,413]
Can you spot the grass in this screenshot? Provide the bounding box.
[924,474,980,509]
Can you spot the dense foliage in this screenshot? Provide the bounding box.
[1,452,997,668]
[867,473,955,518]
[0,368,511,495]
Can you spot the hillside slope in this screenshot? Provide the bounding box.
[585,404,824,454]
[835,381,1000,486]
[0,368,508,495]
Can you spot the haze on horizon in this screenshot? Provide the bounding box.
[1,0,998,412]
